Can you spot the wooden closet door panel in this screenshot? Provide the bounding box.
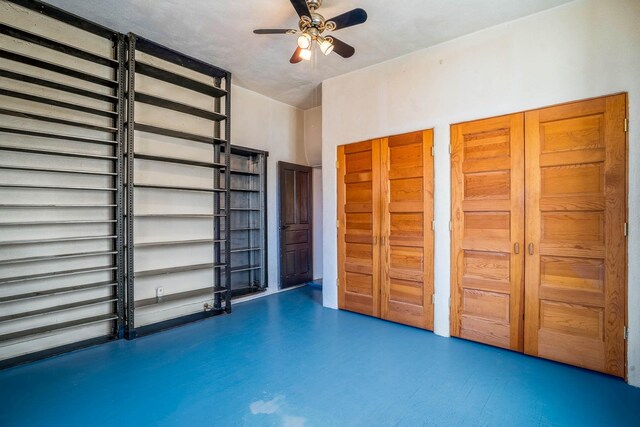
[451,114,525,350]
[337,140,381,317]
[524,94,627,377]
[380,130,434,330]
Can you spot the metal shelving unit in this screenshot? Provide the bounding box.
[0,0,125,368]
[221,146,268,298]
[125,34,232,338]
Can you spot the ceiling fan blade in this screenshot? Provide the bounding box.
[290,0,311,18]
[329,37,355,58]
[327,8,368,31]
[253,29,296,35]
[290,47,304,64]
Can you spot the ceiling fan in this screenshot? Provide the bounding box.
[253,0,368,64]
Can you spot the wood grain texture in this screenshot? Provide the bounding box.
[451,114,525,351]
[337,140,381,317]
[524,94,627,377]
[380,130,434,330]
[279,162,313,288]
[338,130,434,330]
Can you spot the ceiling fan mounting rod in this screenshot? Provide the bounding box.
[306,0,322,12]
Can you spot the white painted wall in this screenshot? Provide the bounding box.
[230,85,307,300]
[312,167,323,280]
[304,107,322,167]
[304,107,323,280]
[321,0,640,386]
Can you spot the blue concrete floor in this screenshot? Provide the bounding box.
[1,286,639,426]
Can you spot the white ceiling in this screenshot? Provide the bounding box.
[46,0,574,109]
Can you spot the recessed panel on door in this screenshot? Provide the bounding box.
[524,94,627,377]
[451,114,525,350]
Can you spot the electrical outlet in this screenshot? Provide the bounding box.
[156,287,164,298]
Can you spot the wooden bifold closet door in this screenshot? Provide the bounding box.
[450,114,525,350]
[451,94,628,377]
[337,130,434,330]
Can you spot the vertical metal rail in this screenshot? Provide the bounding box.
[224,73,232,313]
[261,152,269,288]
[213,77,222,312]
[125,34,137,339]
[115,34,127,338]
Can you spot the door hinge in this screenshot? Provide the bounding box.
[449,221,452,231]
[336,220,340,228]
[336,279,339,288]
[449,144,452,154]
[624,222,628,237]
[335,160,339,169]
[431,294,435,305]
[432,220,435,231]
[431,146,435,157]
[624,326,628,340]
[624,118,628,132]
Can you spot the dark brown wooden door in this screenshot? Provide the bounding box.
[279,162,313,289]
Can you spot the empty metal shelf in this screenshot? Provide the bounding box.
[134,183,217,193]
[0,183,117,192]
[135,61,226,98]
[0,49,118,87]
[133,214,214,218]
[0,235,117,246]
[0,164,117,176]
[135,263,214,278]
[0,88,117,118]
[134,153,224,169]
[0,23,118,68]
[227,247,262,253]
[0,127,118,147]
[0,68,118,103]
[229,169,260,176]
[133,123,225,145]
[135,287,227,309]
[0,280,117,304]
[0,108,117,133]
[0,220,116,226]
[0,265,117,285]
[0,296,118,323]
[0,204,117,208]
[0,314,117,343]
[134,92,226,121]
[230,188,261,192]
[134,238,214,248]
[0,250,117,266]
[221,265,263,273]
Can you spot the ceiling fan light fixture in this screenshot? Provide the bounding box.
[318,36,334,56]
[299,47,312,61]
[297,33,312,49]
